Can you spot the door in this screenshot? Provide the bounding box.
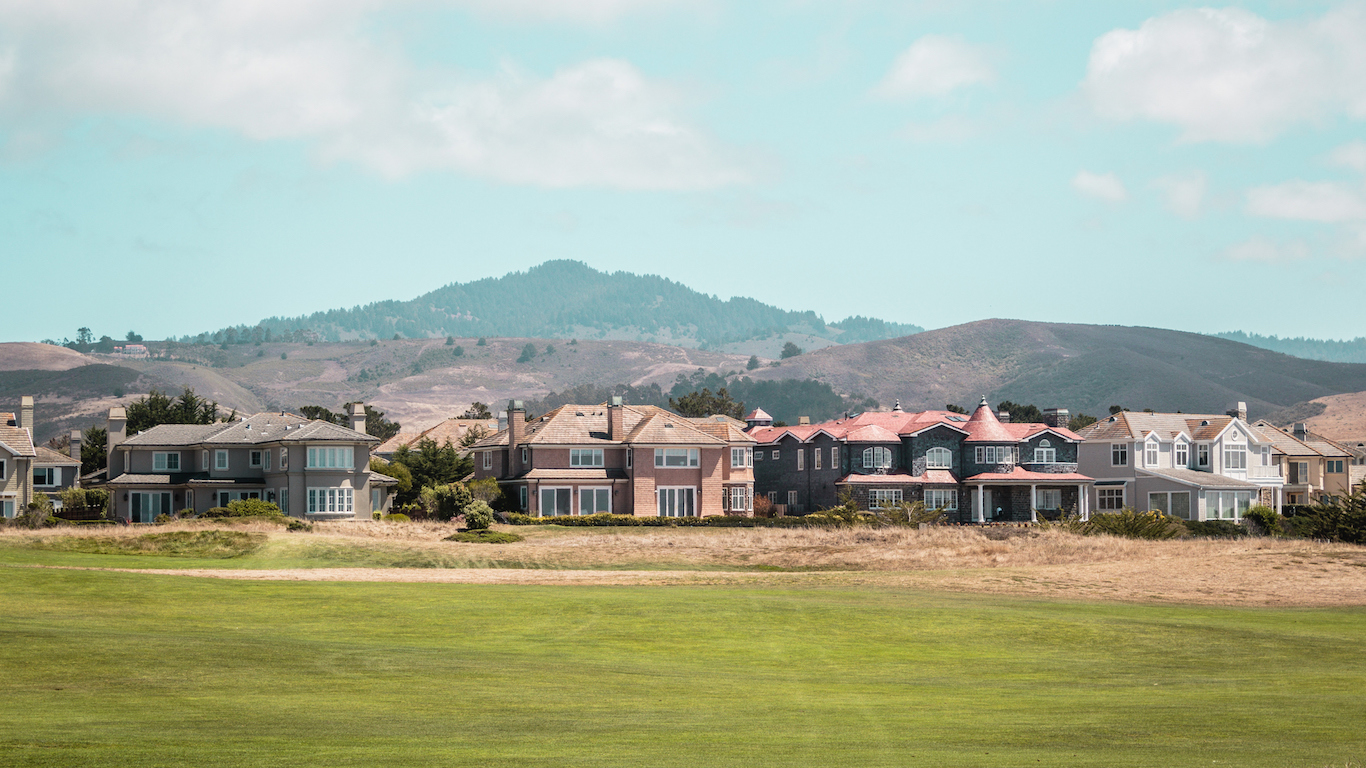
[982,489,993,521]
[539,487,571,517]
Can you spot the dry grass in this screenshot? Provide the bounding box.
[8,521,1365,606]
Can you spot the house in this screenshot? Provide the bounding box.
[1076,403,1284,520]
[1250,421,1356,504]
[0,397,38,519]
[469,399,756,517]
[373,417,500,461]
[748,399,1093,522]
[33,443,82,503]
[87,402,396,522]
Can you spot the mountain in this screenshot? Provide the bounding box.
[1212,331,1366,364]
[749,319,1366,421]
[206,260,922,357]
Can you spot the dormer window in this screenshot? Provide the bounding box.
[863,447,893,469]
[926,447,952,469]
[1198,445,1210,467]
[1175,442,1188,468]
[1145,440,1158,468]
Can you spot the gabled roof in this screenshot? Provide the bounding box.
[1078,411,1255,443]
[845,425,902,443]
[690,415,758,444]
[624,411,727,445]
[468,404,730,449]
[744,408,771,421]
[379,417,500,454]
[964,467,1094,483]
[1251,421,1323,458]
[34,445,81,466]
[122,412,376,447]
[0,422,37,458]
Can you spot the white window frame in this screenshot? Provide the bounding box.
[1032,446,1056,465]
[1175,442,1188,468]
[538,486,573,517]
[731,447,749,469]
[519,486,528,510]
[1145,440,1158,468]
[1111,444,1128,467]
[33,466,58,486]
[1,497,14,518]
[654,448,699,468]
[201,450,209,470]
[657,486,697,518]
[1098,487,1125,510]
[0,459,7,481]
[280,488,289,515]
[281,448,288,469]
[249,450,263,468]
[925,488,957,511]
[521,447,528,464]
[153,451,180,472]
[215,449,229,471]
[483,451,492,470]
[578,487,612,515]
[307,487,354,515]
[926,447,952,469]
[797,449,805,471]
[868,489,902,508]
[130,491,172,523]
[570,448,604,468]
[1035,489,1062,510]
[813,448,821,470]
[1197,445,1210,467]
[831,446,839,468]
[786,490,798,508]
[626,449,632,468]
[264,450,272,471]
[1223,444,1247,470]
[727,486,749,512]
[306,446,354,470]
[771,450,779,460]
[862,447,892,470]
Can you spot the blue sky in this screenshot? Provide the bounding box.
[3,0,1365,343]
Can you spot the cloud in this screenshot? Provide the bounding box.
[1082,5,1366,143]
[1330,141,1366,174]
[1224,236,1310,263]
[873,35,995,100]
[1072,170,1128,203]
[0,0,747,189]
[1153,171,1207,219]
[1247,181,1366,223]
[452,0,688,24]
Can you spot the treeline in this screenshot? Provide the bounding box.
[204,260,923,348]
[1215,331,1366,364]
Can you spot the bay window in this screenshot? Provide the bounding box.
[307,446,354,469]
[307,487,354,515]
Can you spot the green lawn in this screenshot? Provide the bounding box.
[1,564,1362,767]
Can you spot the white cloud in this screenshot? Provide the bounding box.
[1247,181,1366,223]
[874,35,995,100]
[0,0,747,189]
[1153,171,1207,219]
[1072,170,1128,203]
[1082,6,1366,143]
[453,0,687,24]
[1224,236,1310,263]
[1330,141,1366,174]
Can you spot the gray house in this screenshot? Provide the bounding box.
[90,403,396,522]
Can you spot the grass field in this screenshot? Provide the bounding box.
[2,540,1365,767]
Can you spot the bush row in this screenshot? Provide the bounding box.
[505,513,820,528]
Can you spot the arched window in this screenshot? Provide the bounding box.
[926,447,951,469]
[862,446,892,470]
[1033,439,1056,463]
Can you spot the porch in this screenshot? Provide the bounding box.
[963,467,1094,524]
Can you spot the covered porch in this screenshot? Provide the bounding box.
[963,468,1094,523]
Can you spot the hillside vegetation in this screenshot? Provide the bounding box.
[1215,330,1366,363]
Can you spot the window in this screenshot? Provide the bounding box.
[521,447,528,464]
[754,451,762,461]
[924,489,957,510]
[771,450,780,460]
[1147,492,1168,515]
[579,487,611,515]
[264,450,272,470]
[1291,461,1310,484]
[306,446,354,469]
[626,449,632,468]
[1111,444,1128,467]
[519,486,528,510]
[202,450,209,470]
[1035,489,1061,510]
[654,448,699,467]
[483,451,492,470]
[868,489,902,508]
[1175,443,1188,468]
[370,489,380,512]
[33,467,57,486]
[1327,460,1345,474]
[657,487,696,517]
[0,459,6,480]
[539,487,572,517]
[1032,445,1056,464]
[280,488,289,515]
[1145,441,1158,467]
[1,499,13,518]
[249,450,263,468]
[831,446,839,467]
[1223,444,1247,470]
[281,449,288,469]
[797,449,805,471]
[215,450,229,470]
[727,487,749,512]
[1198,445,1209,466]
[787,490,798,508]
[975,446,1014,464]
[767,491,776,503]
[307,487,354,515]
[813,448,821,470]
[1170,492,1191,520]
[153,452,180,472]
[1209,491,1250,520]
[926,447,952,469]
[217,491,260,506]
[1098,488,1124,510]
[862,447,892,470]
[732,447,750,468]
[130,492,172,523]
[570,449,604,468]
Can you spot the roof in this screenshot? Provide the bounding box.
[1079,411,1255,443]
[837,469,959,485]
[744,408,772,421]
[470,404,734,449]
[1137,467,1261,489]
[34,445,80,466]
[367,471,400,486]
[746,403,1072,447]
[1250,421,1325,458]
[963,399,1017,443]
[845,425,903,443]
[964,467,1094,483]
[0,421,36,458]
[123,412,376,448]
[377,418,500,455]
[512,468,631,481]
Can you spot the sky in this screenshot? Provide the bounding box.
[3,0,1366,343]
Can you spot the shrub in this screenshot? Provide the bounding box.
[444,530,523,543]
[1288,486,1366,543]
[1181,519,1246,538]
[467,477,501,505]
[462,500,494,530]
[225,498,282,517]
[1242,505,1283,537]
[1084,508,1186,540]
[871,500,946,528]
[753,494,776,518]
[382,513,411,523]
[420,483,472,521]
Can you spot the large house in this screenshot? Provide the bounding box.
[1,397,38,519]
[470,399,756,517]
[374,416,500,461]
[1076,403,1284,520]
[1251,421,1355,505]
[748,399,1093,522]
[88,403,395,522]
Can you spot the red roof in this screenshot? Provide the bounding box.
[744,408,772,421]
[963,399,1016,443]
[964,467,1093,483]
[746,403,1076,447]
[837,469,958,485]
[845,425,902,443]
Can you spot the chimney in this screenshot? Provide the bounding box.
[798,416,811,426]
[508,399,526,451]
[69,430,83,462]
[348,402,366,432]
[1043,408,1069,428]
[1293,423,1308,440]
[608,396,624,440]
[497,410,508,432]
[997,409,1011,423]
[19,396,34,432]
[1226,402,1248,422]
[107,407,127,479]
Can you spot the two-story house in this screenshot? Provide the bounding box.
[89,403,395,522]
[469,399,755,518]
[33,444,82,502]
[1077,403,1284,520]
[1251,421,1355,504]
[748,399,1092,522]
[1,397,38,519]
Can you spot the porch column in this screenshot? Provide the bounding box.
[1078,484,1088,520]
[974,484,984,523]
[1030,484,1037,523]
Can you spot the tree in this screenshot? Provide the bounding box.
[780,342,803,359]
[461,402,493,419]
[946,404,969,414]
[370,457,413,500]
[453,345,464,357]
[746,355,760,371]
[126,388,219,435]
[299,405,340,424]
[1069,413,1098,432]
[76,327,94,347]
[126,330,143,342]
[445,336,455,345]
[459,425,490,449]
[517,343,538,363]
[81,425,107,475]
[420,482,472,521]
[364,405,401,441]
[391,439,470,494]
[545,344,555,355]
[476,337,487,346]
[94,336,116,353]
[996,401,1044,425]
[1109,405,1126,415]
[669,387,744,420]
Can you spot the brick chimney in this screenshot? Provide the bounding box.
[69,430,83,461]
[1043,408,1069,428]
[508,400,526,472]
[997,408,1011,423]
[107,407,127,479]
[19,396,34,433]
[798,416,811,426]
[348,402,366,432]
[1226,402,1248,422]
[608,396,624,440]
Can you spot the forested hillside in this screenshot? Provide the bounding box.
[197,261,922,352]
[1213,332,1366,364]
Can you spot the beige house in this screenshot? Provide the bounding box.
[88,403,396,522]
[1252,421,1356,504]
[0,397,38,519]
[374,417,499,461]
[471,399,755,518]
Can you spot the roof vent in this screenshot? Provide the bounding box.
[664,423,674,428]
[1201,420,1210,426]
[245,424,251,430]
[575,411,585,417]
[1108,416,1116,422]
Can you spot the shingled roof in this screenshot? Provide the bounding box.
[0,421,36,458]
[1078,411,1251,443]
[468,404,744,450]
[122,412,376,447]
[34,445,81,466]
